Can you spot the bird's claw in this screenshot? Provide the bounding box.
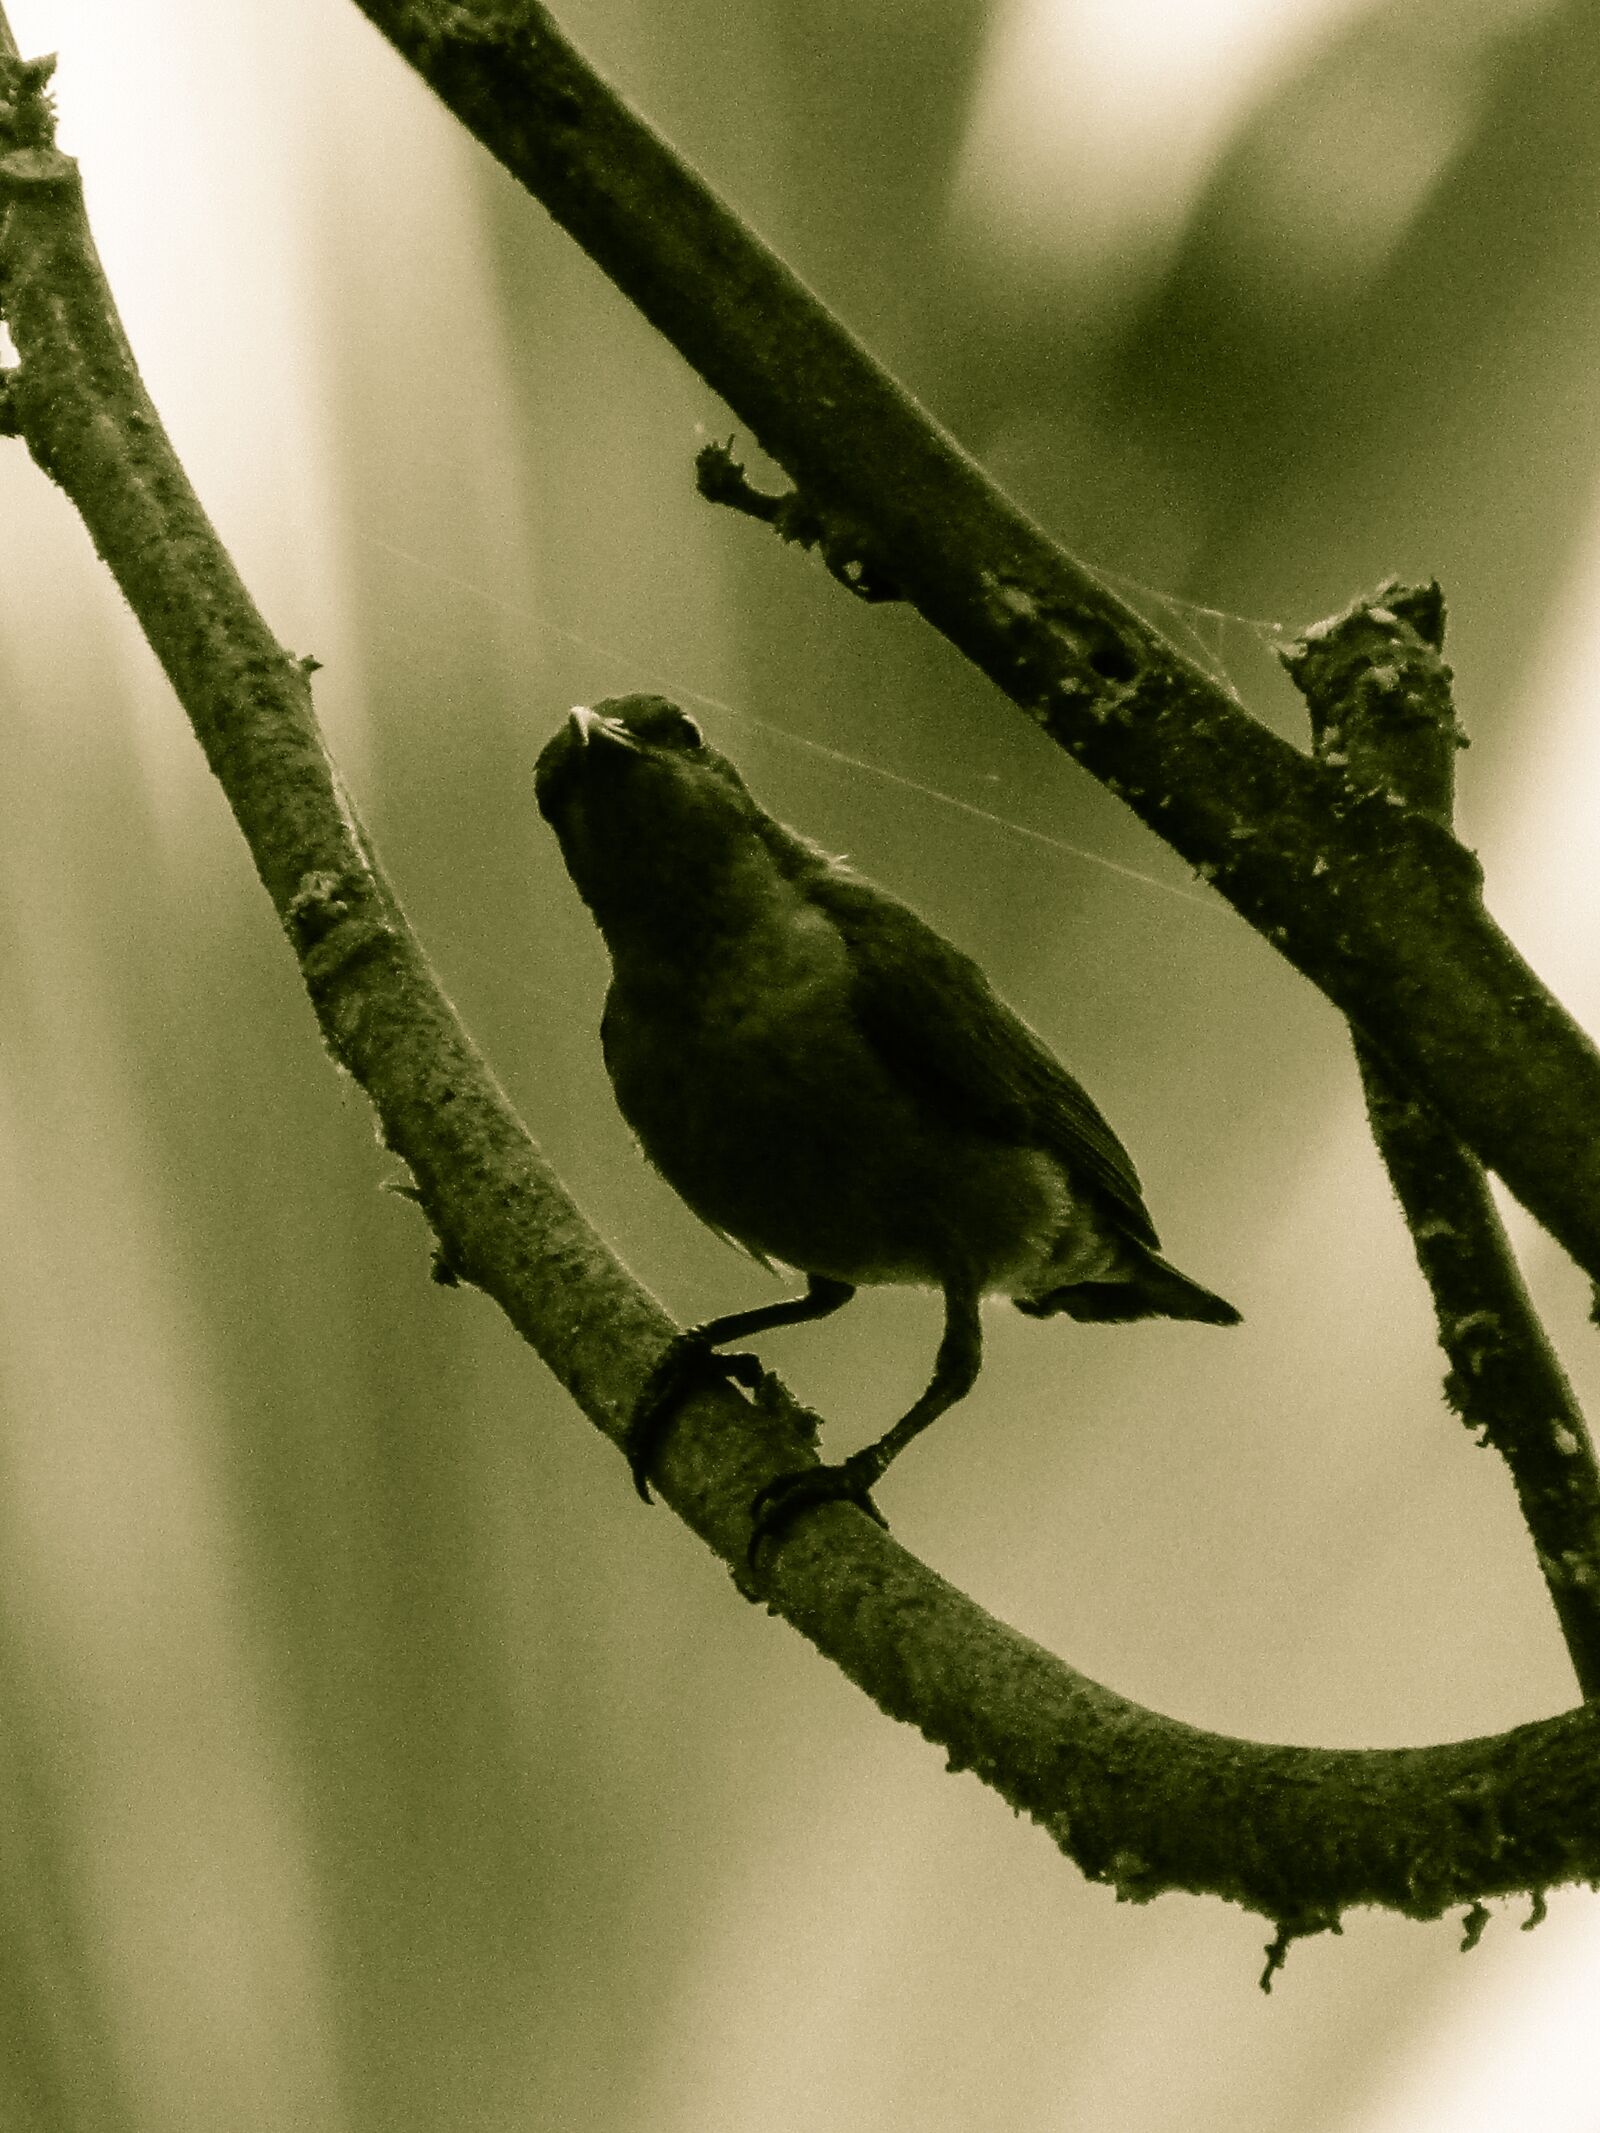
[746,1457,887,1567]
[626,1330,764,1504]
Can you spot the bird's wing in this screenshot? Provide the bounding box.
[808,873,1161,1249]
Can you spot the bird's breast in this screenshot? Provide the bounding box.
[601,910,1118,1293]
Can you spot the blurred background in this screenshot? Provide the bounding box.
[1,0,1598,2125]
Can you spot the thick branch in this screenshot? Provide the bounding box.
[346,0,1600,1291]
[1284,585,1600,1700]
[6,40,1600,1949]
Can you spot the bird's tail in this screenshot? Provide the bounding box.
[1015,1251,1241,1327]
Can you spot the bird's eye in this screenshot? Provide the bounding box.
[633,704,703,750]
[593,695,707,752]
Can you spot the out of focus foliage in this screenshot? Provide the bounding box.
[3,3,1600,2129]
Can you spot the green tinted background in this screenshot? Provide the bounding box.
[2,1,1599,2127]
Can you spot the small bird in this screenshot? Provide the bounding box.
[535,696,1239,1560]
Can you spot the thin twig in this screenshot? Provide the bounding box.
[1283,583,1600,1700]
[694,438,901,601]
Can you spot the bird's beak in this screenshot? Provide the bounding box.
[570,705,640,750]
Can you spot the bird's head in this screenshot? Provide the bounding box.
[535,696,800,952]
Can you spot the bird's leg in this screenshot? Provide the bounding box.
[626,1275,856,1503]
[748,1284,984,1564]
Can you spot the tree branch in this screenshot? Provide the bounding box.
[346,0,1600,1293]
[694,438,902,602]
[6,32,1600,1967]
[1283,585,1600,1700]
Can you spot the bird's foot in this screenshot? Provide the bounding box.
[747,1453,887,1567]
[626,1329,764,1504]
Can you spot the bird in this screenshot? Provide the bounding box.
[534,694,1239,1563]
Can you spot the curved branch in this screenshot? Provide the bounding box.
[345,0,1600,1291]
[5,41,1600,1956]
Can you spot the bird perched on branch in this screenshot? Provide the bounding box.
[535,695,1239,1562]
